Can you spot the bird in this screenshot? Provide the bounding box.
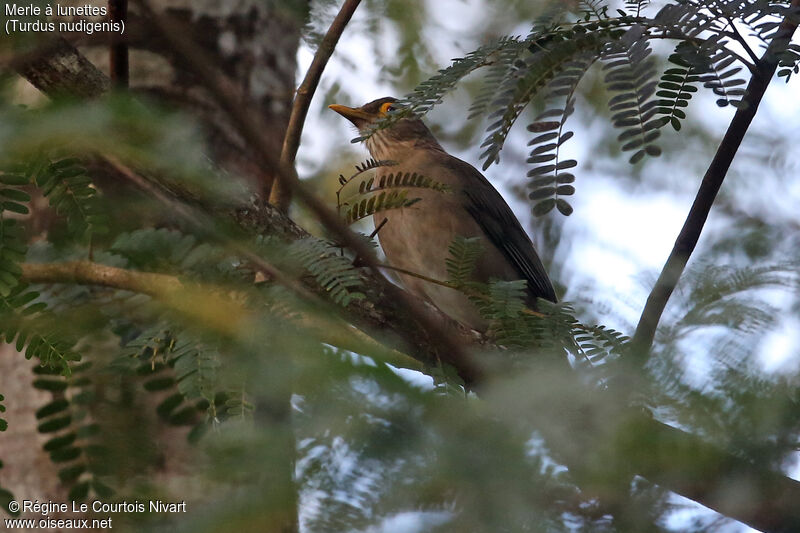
[329,96,557,331]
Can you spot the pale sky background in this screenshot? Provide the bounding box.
[292,1,800,531]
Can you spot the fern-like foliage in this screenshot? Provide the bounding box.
[171,337,220,404]
[125,327,219,441]
[484,280,533,347]
[654,3,747,108]
[601,26,662,164]
[0,167,29,297]
[0,432,17,516]
[401,37,524,117]
[670,264,795,338]
[573,324,630,370]
[223,386,254,421]
[0,283,81,375]
[33,362,113,501]
[0,393,6,432]
[655,47,701,131]
[776,43,800,81]
[376,0,799,218]
[478,31,610,169]
[342,190,415,224]
[526,70,583,217]
[110,227,247,287]
[336,159,449,226]
[339,171,448,207]
[34,158,108,243]
[290,237,365,306]
[625,0,650,18]
[445,236,483,287]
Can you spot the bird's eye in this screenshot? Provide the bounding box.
[380,102,396,114]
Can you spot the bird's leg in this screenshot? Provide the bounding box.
[351,218,388,267]
[369,217,388,239]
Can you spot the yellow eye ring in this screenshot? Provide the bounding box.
[379,102,395,115]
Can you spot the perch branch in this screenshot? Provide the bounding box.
[270,0,363,209]
[20,261,422,372]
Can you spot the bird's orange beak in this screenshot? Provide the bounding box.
[328,104,373,123]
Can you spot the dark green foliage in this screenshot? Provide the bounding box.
[776,43,800,80]
[0,283,81,375]
[0,455,16,516]
[110,228,236,283]
[375,0,799,219]
[341,190,421,225]
[573,324,630,370]
[0,167,28,297]
[336,159,449,226]
[401,37,524,118]
[655,49,701,131]
[484,279,533,347]
[478,31,609,170]
[124,327,219,425]
[34,158,108,243]
[524,44,593,217]
[526,94,580,216]
[601,26,662,164]
[171,338,220,402]
[290,237,366,306]
[624,0,650,18]
[443,238,623,359]
[0,393,6,433]
[32,362,109,502]
[445,236,483,287]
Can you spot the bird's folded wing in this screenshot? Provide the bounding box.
[447,158,558,303]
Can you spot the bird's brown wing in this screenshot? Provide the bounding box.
[445,157,558,304]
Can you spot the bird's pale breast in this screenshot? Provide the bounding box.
[374,152,518,330]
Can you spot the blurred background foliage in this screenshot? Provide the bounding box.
[0,0,799,532]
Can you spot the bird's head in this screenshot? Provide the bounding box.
[329,96,443,160]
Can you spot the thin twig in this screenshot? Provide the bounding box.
[379,264,544,318]
[270,0,363,210]
[725,16,761,65]
[629,0,800,365]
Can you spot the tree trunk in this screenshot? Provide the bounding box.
[2,2,307,531]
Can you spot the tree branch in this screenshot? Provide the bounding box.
[21,260,181,295]
[629,0,800,364]
[10,37,110,98]
[269,0,362,210]
[19,260,423,372]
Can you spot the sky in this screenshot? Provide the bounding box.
[292,1,800,531]
[295,0,800,360]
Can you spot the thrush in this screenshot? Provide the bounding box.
[330,97,557,330]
